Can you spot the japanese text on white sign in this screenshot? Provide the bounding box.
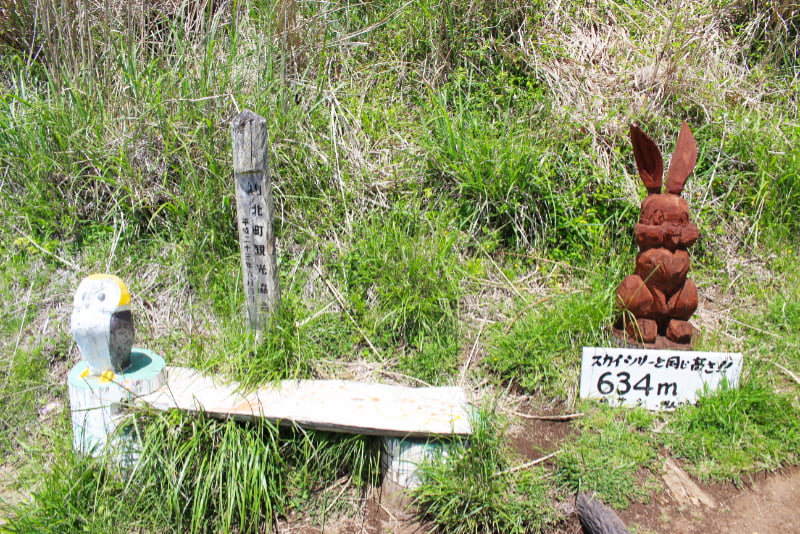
[580,347,743,410]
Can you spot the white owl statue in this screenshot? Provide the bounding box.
[71,274,135,378]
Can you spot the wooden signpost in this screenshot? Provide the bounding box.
[231,109,281,329]
[67,112,472,502]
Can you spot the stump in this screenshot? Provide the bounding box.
[575,492,629,534]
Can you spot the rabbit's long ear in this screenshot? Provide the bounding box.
[665,121,697,195]
[630,124,663,194]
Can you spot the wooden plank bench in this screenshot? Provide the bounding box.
[136,365,473,497]
[70,350,472,498]
[137,366,473,437]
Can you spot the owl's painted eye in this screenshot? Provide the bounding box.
[97,293,106,302]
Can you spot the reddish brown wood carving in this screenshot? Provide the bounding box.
[615,122,699,347]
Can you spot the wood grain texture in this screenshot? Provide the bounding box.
[616,123,699,346]
[665,121,698,194]
[630,124,663,194]
[576,492,630,534]
[231,109,281,329]
[138,367,473,437]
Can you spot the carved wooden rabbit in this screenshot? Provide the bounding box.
[615,122,699,346]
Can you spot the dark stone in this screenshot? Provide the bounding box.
[109,310,134,372]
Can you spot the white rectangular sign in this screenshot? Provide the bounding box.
[580,347,743,410]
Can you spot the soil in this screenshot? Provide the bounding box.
[278,463,800,533]
[288,404,800,534]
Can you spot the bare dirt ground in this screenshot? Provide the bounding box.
[618,464,800,534]
[279,463,800,533]
[285,411,800,534]
[514,411,800,534]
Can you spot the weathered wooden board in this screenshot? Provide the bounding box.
[137,367,472,437]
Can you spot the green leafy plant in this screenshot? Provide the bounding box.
[4,410,378,534]
[421,87,636,251]
[485,281,617,395]
[662,379,800,483]
[413,411,560,533]
[555,404,659,509]
[338,204,464,373]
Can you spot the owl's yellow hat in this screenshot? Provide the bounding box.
[86,273,131,306]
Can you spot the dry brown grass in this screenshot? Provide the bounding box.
[518,1,779,147]
[0,0,232,74]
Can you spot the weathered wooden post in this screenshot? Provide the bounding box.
[231,109,281,330]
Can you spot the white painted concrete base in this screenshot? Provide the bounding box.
[381,436,452,489]
[68,348,166,462]
[379,436,462,510]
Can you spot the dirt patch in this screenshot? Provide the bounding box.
[507,401,578,460]
[510,415,575,460]
[508,404,800,534]
[631,467,800,534]
[718,467,800,533]
[551,463,800,534]
[274,484,432,534]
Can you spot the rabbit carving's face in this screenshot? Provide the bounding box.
[639,194,692,250]
[640,194,689,226]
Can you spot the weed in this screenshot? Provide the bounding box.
[0,346,53,455]
[4,410,378,534]
[555,404,659,509]
[421,86,636,251]
[337,203,464,360]
[413,411,560,533]
[662,379,800,483]
[397,331,461,386]
[484,279,618,396]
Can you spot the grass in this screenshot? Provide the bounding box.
[662,379,800,483]
[413,411,561,533]
[555,405,659,509]
[3,410,378,533]
[483,273,621,396]
[1,0,800,531]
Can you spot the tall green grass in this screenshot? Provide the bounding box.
[4,410,378,533]
[2,0,800,530]
[413,411,560,534]
[663,379,800,483]
[421,82,638,252]
[484,272,621,396]
[336,203,464,383]
[555,405,659,509]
